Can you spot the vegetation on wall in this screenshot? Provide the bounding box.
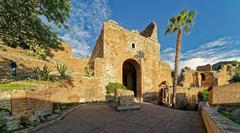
[105,82,127,94]
[57,64,67,78]
[198,90,208,102]
[36,65,52,81]
[0,0,72,59]
[218,108,240,125]
[229,69,240,83]
[85,65,94,77]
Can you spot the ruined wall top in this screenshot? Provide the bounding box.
[104,20,159,42]
[140,22,158,42]
[196,64,212,71]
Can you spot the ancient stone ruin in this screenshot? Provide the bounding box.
[179,64,228,88]
[87,20,173,101]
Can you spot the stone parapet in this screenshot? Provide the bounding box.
[201,106,240,133]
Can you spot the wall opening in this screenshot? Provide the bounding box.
[132,43,135,48]
[201,73,206,81]
[122,59,140,97]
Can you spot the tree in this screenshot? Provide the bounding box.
[165,9,196,107]
[0,0,71,58]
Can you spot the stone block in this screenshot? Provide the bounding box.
[28,114,40,126]
[3,115,20,131]
[34,108,53,117]
[117,105,140,111]
[115,89,140,111]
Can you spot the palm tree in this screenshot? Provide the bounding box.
[165,9,196,107]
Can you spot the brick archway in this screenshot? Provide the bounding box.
[122,59,141,97]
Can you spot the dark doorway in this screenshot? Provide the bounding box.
[122,60,138,97]
[201,73,206,81]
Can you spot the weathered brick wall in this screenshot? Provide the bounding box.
[201,72,215,87]
[0,91,11,111]
[48,75,105,104]
[11,89,52,118]
[208,83,240,105]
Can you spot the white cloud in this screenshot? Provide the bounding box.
[161,36,240,70]
[59,0,111,57]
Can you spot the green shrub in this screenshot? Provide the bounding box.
[198,90,208,102]
[105,82,127,94]
[57,64,67,78]
[229,69,240,83]
[36,65,52,81]
[0,45,6,51]
[218,109,240,125]
[27,45,47,59]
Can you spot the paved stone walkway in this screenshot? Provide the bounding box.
[36,103,207,133]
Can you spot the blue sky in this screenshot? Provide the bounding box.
[60,0,240,69]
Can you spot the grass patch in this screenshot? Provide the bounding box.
[218,109,240,125]
[0,80,54,91]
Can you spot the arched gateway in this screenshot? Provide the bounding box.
[122,59,141,97]
[87,20,173,102]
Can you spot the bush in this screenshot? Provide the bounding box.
[229,69,240,83]
[105,82,127,94]
[27,45,47,59]
[218,109,240,125]
[57,64,67,78]
[36,65,52,81]
[198,90,208,102]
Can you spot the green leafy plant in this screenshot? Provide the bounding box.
[105,82,127,94]
[198,90,208,102]
[85,66,94,77]
[57,64,67,78]
[27,44,47,59]
[36,65,52,81]
[229,69,240,83]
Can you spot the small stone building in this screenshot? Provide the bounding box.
[89,20,172,100]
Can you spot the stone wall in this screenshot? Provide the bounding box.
[0,91,11,111]
[201,106,240,133]
[180,65,228,88]
[196,64,212,71]
[215,65,228,86]
[208,83,240,105]
[174,87,207,109]
[200,71,215,87]
[180,69,196,87]
[11,89,52,119]
[48,76,105,104]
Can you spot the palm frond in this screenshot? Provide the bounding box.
[187,10,196,24]
[165,9,196,35]
[184,25,190,33]
[165,23,177,34]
